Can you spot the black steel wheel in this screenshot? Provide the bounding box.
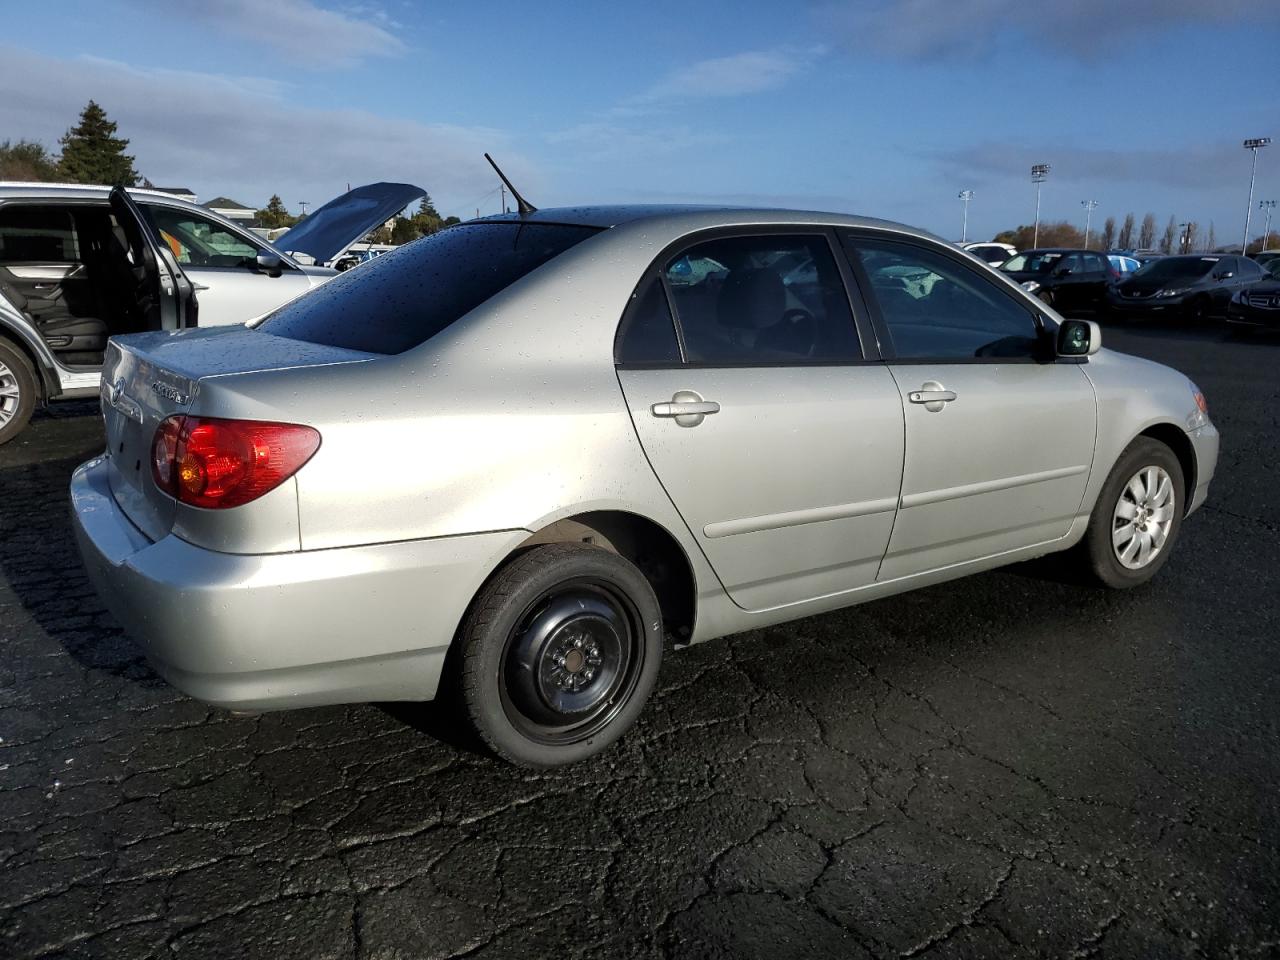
[458,543,663,767]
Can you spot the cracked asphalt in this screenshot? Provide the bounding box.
[1,323,1277,959]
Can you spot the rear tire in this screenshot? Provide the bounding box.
[1082,437,1185,589]
[458,543,663,767]
[0,339,38,446]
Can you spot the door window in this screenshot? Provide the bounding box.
[850,237,1041,359]
[1084,253,1107,274]
[143,205,262,268]
[661,234,861,364]
[615,273,682,364]
[0,206,79,263]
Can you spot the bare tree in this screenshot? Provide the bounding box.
[1205,221,1216,252]
[1139,213,1157,249]
[1159,216,1177,254]
[1117,212,1136,249]
[1182,222,1199,253]
[1099,216,1116,251]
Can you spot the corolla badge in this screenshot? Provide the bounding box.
[150,380,189,405]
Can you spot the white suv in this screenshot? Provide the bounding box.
[0,181,423,443]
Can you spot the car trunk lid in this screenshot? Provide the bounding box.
[100,327,372,542]
[271,182,427,266]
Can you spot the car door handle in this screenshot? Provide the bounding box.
[651,391,720,427]
[191,282,210,292]
[907,390,956,404]
[907,381,956,413]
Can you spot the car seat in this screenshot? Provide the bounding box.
[0,278,108,354]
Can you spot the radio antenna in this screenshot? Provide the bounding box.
[484,153,537,216]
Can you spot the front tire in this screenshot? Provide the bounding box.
[0,339,38,446]
[458,543,663,767]
[1082,437,1185,589]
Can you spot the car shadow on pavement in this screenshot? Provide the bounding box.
[0,443,170,689]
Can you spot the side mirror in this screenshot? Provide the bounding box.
[256,252,284,278]
[1057,319,1101,357]
[1217,270,1234,281]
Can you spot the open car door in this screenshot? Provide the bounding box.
[272,182,427,266]
[108,186,197,332]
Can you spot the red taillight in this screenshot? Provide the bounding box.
[151,416,320,509]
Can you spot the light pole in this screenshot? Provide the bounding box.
[1178,222,1189,253]
[1259,199,1277,251]
[1241,137,1270,252]
[958,189,974,243]
[298,201,310,217]
[1081,199,1099,249]
[1032,164,1050,248]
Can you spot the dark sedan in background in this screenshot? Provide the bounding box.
[1228,258,1280,331]
[1108,254,1267,321]
[999,249,1112,314]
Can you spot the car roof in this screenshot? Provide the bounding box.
[0,181,208,204]
[1019,248,1097,254]
[470,204,935,239]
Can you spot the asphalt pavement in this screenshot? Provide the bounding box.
[1,322,1277,959]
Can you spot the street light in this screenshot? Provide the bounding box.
[958,189,974,243]
[1259,199,1277,251]
[1178,222,1190,254]
[1081,199,1099,249]
[1031,164,1050,248]
[1241,137,1270,252]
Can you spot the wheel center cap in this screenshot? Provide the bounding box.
[564,649,586,673]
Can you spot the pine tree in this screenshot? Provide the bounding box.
[1117,213,1135,250]
[256,194,298,229]
[58,101,138,186]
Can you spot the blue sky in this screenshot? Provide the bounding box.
[2,0,1279,244]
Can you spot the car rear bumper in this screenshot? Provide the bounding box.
[71,455,524,711]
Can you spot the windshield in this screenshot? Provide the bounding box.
[258,222,601,354]
[1131,257,1216,282]
[1000,252,1062,274]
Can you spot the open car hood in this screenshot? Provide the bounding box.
[272,182,427,265]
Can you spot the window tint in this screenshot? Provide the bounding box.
[259,222,600,355]
[0,205,79,263]
[145,205,261,268]
[852,238,1040,360]
[1085,253,1107,273]
[662,234,861,364]
[615,273,681,364]
[1238,258,1264,279]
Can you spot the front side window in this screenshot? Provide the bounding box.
[259,222,600,354]
[144,205,261,268]
[852,237,1040,360]
[0,205,78,263]
[1002,251,1063,275]
[661,234,861,364]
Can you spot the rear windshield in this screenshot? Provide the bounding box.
[1132,257,1216,282]
[257,222,601,354]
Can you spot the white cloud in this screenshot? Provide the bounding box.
[0,49,528,218]
[816,0,1280,61]
[638,49,809,103]
[131,0,405,67]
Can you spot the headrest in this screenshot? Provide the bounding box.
[717,268,784,330]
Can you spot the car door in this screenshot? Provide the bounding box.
[109,188,196,332]
[1082,252,1110,308]
[843,232,1097,581]
[614,229,905,611]
[1050,253,1087,313]
[141,203,312,326]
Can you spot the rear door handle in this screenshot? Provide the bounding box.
[651,390,720,427]
[907,381,956,413]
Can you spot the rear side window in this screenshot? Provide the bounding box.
[661,234,862,364]
[258,222,600,354]
[615,273,681,364]
[0,205,79,263]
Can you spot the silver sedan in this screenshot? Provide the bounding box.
[71,206,1219,767]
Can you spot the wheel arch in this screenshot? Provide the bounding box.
[1136,422,1196,515]
[512,510,698,644]
[0,317,57,401]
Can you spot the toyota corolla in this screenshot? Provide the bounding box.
[71,205,1219,767]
